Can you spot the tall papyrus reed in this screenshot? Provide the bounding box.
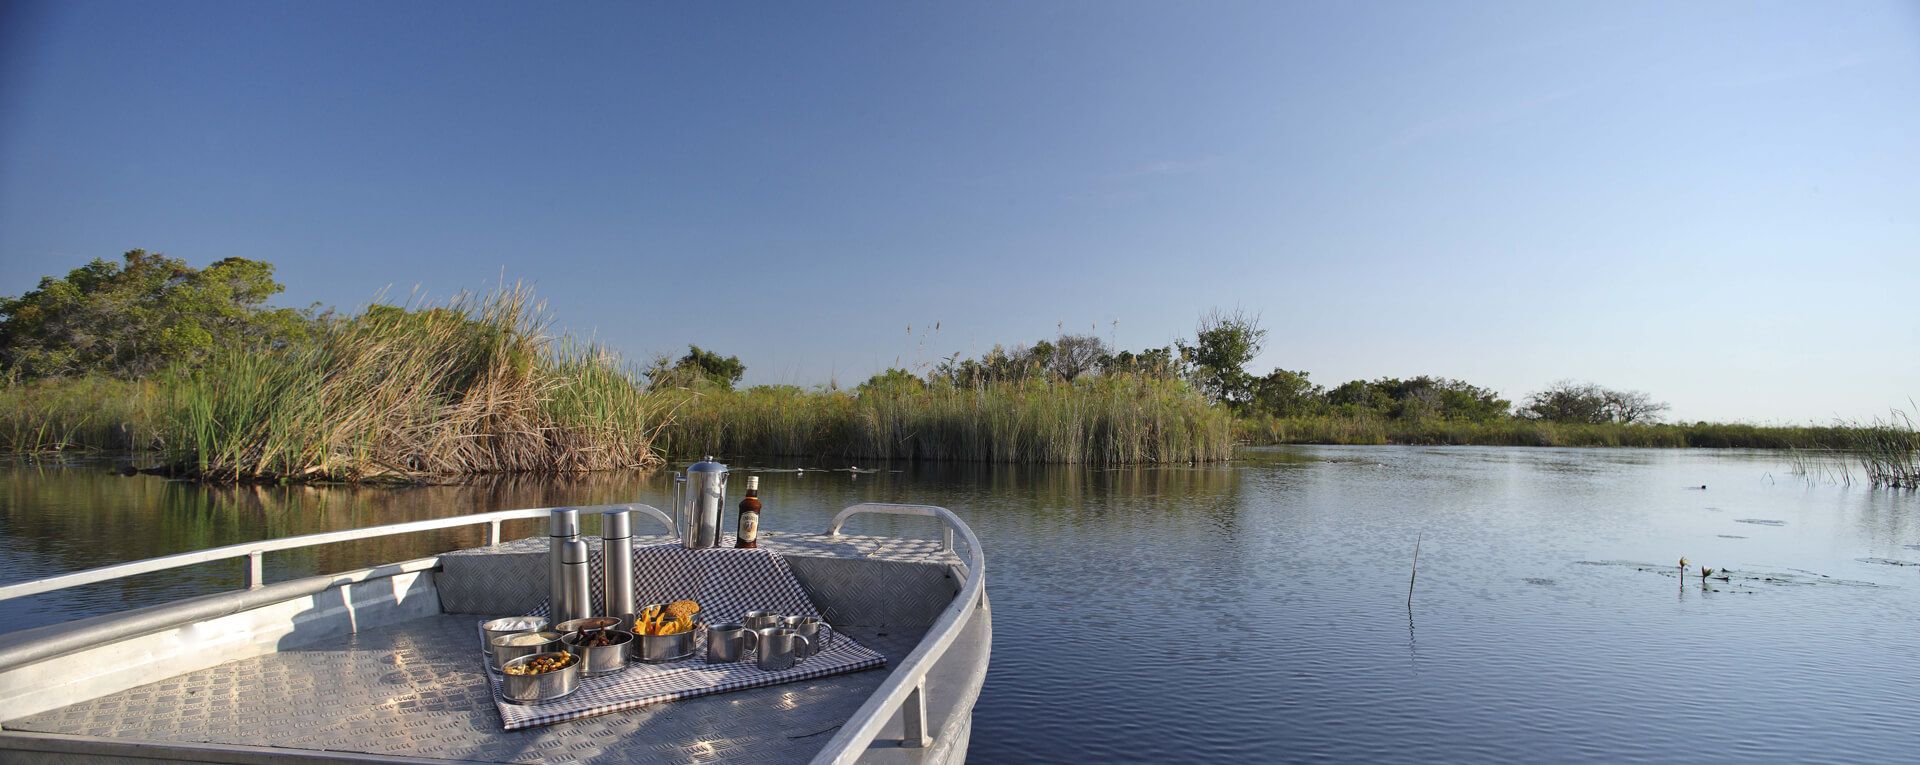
[655,375,1233,464]
[165,285,665,482]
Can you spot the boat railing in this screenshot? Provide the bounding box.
[0,503,675,603]
[0,500,988,763]
[812,502,987,763]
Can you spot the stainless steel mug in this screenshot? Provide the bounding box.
[706,623,751,664]
[753,627,811,671]
[743,610,782,630]
[781,615,832,658]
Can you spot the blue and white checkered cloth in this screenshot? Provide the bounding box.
[487,545,887,729]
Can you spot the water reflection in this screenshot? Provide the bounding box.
[0,462,663,631]
[5,448,1920,762]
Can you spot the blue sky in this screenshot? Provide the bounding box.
[2,1,1915,422]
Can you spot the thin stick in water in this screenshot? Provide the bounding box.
[1407,531,1423,606]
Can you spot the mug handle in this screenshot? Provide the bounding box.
[793,635,811,663]
[817,622,834,652]
[742,628,758,655]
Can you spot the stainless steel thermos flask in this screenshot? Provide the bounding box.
[602,509,635,629]
[548,508,580,618]
[557,539,593,624]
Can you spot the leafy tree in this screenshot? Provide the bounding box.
[859,367,926,395]
[1519,381,1668,423]
[1098,346,1184,380]
[1176,308,1267,409]
[1046,333,1110,381]
[646,344,745,389]
[0,250,312,379]
[1327,379,1393,415]
[1250,368,1324,417]
[933,343,1050,387]
[1326,376,1509,421]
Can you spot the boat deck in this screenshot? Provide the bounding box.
[6,613,927,764]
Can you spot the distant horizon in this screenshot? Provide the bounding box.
[4,1,1916,423]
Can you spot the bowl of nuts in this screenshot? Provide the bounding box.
[500,650,581,704]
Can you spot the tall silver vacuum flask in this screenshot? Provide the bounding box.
[672,457,730,549]
[557,539,593,625]
[548,508,580,619]
[602,509,635,629]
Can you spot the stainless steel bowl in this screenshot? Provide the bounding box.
[490,630,565,671]
[636,626,698,663]
[562,628,633,677]
[480,616,549,670]
[555,616,622,634]
[500,651,580,704]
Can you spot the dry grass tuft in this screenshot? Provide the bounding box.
[165,283,666,481]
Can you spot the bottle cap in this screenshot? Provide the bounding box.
[549,508,580,538]
[747,476,759,490]
[562,539,590,564]
[603,509,631,539]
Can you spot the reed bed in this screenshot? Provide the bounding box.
[654,375,1234,464]
[1847,409,1919,489]
[162,285,667,482]
[0,376,159,453]
[1236,415,1864,450]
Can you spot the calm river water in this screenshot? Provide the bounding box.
[4,447,1919,763]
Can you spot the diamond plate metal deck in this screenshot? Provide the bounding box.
[5,614,926,764]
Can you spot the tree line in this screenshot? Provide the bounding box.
[2,251,1670,426]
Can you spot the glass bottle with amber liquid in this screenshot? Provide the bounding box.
[735,476,761,548]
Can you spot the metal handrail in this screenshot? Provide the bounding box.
[812,503,987,763]
[0,503,673,603]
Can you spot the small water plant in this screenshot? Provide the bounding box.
[1849,408,1919,489]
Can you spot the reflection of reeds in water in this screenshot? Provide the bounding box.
[165,284,667,482]
[655,375,1233,465]
[0,463,658,596]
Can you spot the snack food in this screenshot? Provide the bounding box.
[638,600,701,636]
[575,629,621,647]
[503,652,575,676]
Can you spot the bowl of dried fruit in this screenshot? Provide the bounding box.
[561,626,634,677]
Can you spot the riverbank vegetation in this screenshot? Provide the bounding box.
[2,251,1910,481]
[652,373,1233,464]
[2,253,668,480]
[163,285,667,481]
[1235,415,1861,449]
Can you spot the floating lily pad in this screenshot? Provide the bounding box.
[1572,560,1882,589]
